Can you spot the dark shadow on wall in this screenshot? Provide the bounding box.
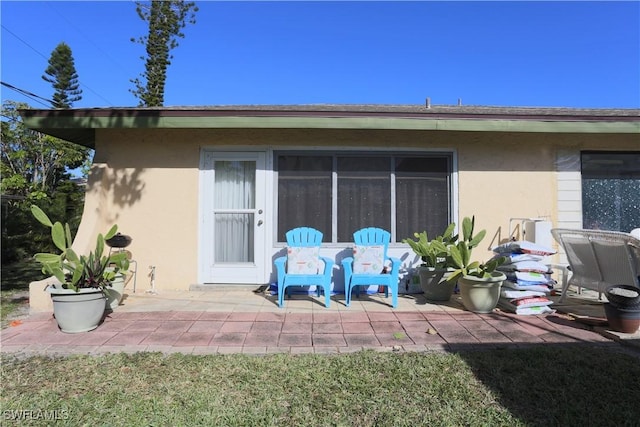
[84,110,164,222]
[86,166,146,224]
[18,108,162,216]
[486,226,518,250]
[87,165,146,208]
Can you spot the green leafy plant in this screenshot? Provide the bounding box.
[403,222,457,268]
[447,216,505,283]
[31,205,129,292]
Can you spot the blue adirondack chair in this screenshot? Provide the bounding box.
[274,227,334,308]
[342,227,401,308]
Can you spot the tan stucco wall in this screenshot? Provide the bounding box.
[457,132,637,260]
[92,129,640,286]
[81,129,202,293]
[29,127,638,310]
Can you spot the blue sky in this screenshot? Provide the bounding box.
[1,1,639,109]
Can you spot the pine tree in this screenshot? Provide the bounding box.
[130,0,198,107]
[41,42,82,109]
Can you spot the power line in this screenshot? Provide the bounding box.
[1,23,115,107]
[80,84,115,107]
[1,81,54,108]
[0,25,49,61]
[45,1,128,74]
[43,1,123,106]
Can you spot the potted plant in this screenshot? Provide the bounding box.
[31,205,129,333]
[446,216,506,313]
[603,285,640,333]
[403,223,458,301]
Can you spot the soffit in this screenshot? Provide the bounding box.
[19,105,640,149]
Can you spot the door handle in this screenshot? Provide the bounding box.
[257,220,263,226]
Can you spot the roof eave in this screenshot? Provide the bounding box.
[19,107,640,148]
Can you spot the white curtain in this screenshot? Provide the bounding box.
[214,161,255,262]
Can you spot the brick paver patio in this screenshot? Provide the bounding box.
[3,288,640,357]
[1,307,622,357]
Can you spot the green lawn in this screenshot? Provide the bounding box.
[0,259,43,328]
[2,346,639,426]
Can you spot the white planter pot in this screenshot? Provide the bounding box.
[48,285,106,333]
[458,272,506,313]
[104,273,125,311]
[418,267,455,301]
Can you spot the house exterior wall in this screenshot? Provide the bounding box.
[84,129,203,292]
[28,127,637,310]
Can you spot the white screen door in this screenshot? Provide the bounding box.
[201,151,266,283]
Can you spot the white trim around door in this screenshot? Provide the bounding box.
[199,150,267,284]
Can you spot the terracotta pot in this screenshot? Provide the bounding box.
[603,303,640,334]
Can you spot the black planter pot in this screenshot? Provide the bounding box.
[603,303,640,334]
[606,285,640,309]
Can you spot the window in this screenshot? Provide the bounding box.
[276,152,452,243]
[581,151,640,232]
[277,155,332,239]
[337,156,391,241]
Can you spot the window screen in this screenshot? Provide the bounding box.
[582,151,640,232]
[277,152,452,243]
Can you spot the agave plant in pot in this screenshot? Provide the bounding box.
[31,205,129,333]
[403,223,458,301]
[446,217,506,313]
